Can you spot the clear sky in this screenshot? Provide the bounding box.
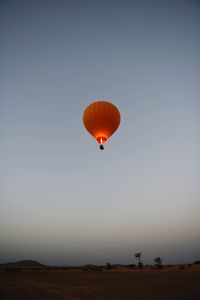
[0,0,199,266]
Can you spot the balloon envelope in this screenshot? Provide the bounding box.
[83,101,120,147]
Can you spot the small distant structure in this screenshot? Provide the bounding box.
[134,252,143,269]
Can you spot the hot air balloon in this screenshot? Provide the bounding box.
[83,100,121,150]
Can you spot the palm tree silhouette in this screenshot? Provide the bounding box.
[154,257,162,267]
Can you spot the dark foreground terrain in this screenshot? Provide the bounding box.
[0,267,200,299]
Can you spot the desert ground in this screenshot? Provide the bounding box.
[0,266,200,300]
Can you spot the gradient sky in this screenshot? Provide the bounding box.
[0,0,199,266]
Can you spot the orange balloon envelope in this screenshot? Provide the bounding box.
[83,100,121,150]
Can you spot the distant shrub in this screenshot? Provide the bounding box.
[93,267,103,271]
[106,263,112,270]
[156,265,163,269]
[193,261,200,265]
[81,266,89,272]
[81,264,103,272]
[4,267,22,272]
[179,265,185,269]
[128,264,136,269]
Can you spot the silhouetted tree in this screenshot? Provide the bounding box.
[154,257,162,268]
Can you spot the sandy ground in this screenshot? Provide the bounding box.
[0,267,200,299]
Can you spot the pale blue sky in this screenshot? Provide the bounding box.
[0,0,199,265]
